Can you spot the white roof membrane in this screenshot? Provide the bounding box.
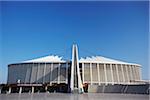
[22,55,140,66]
[23,55,66,63]
[79,56,140,66]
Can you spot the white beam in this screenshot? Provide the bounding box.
[70,45,75,91]
[75,45,84,93]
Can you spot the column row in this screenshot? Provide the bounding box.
[82,63,141,85]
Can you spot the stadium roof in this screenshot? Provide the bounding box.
[22,55,140,66]
[79,56,140,66]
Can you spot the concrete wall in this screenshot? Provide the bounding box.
[88,84,149,94]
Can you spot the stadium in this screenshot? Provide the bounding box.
[1,45,149,94]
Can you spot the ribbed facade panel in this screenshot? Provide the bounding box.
[112,64,118,83]
[45,64,51,83]
[30,64,38,83]
[84,63,91,83]
[25,64,32,83]
[52,64,58,82]
[122,65,128,83]
[92,63,98,82]
[82,63,141,85]
[118,64,123,82]
[8,62,141,85]
[60,64,66,82]
[106,64,112,82]
[99,64,105,83]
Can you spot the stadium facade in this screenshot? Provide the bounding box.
[2,45,149,94]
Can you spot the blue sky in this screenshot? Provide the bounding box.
[0,1,149,83]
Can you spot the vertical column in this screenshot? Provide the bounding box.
[97,63,100,85]
[110,64,114,84]
[90,63,93,85]
[82,63,84,83]
[8,87,11,94]
[116,64,120,84]
[19,87,22,94]
[45,86,48,92]
[70,45,75,91]
[104,64,107,84]
[31,86,34,93]
[121,64,125,83]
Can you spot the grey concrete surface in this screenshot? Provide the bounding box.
[0,93,149,100]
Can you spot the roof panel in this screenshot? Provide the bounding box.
[79,56,140,66]
[23,55,66,63]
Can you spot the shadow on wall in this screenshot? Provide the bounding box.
[35,66,67,84]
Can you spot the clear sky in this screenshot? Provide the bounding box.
[0,1,149,83]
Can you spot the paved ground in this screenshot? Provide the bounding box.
[0,93,149,100]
